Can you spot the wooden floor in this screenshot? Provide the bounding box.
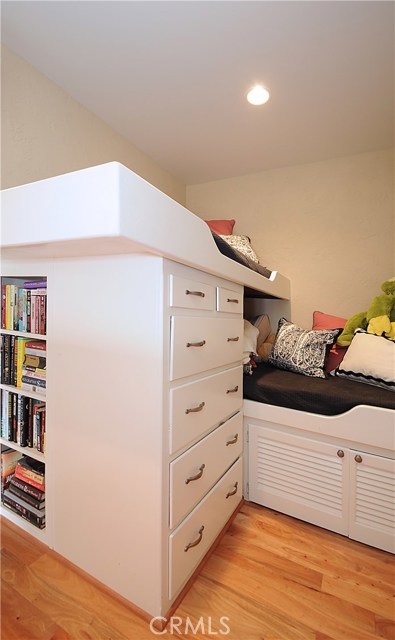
[1,502,394,640]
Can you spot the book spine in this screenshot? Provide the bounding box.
[23,280,47,289]
[1,284,6,329]
[25,340,46,351]
[9,475,45,501]
[8,484,45,510]
[9,335,15,386]
[5,285,11,330]
[15,460,45,484]
[2,495,45,528]
[26,290,31,333]
[14,467,45,490]
[21,375,46,388]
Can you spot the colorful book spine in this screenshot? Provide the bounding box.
[9,475,45,501]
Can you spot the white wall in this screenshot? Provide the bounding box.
[1,46,185,204]
[187,150,394,328]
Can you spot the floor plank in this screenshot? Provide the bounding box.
[1,503,394,640]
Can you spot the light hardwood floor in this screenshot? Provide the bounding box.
[1,502,394,640]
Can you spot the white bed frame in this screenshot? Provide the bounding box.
[243,398,395,553]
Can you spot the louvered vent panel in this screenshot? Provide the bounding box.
[354,466,395,533]
[255,436,343,517]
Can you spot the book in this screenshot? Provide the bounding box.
[21,375,46,388]
[1,447,22,476]
[9,474,45,501]
[23,354,46,370]
[21,381,46,396]
[1,284,6,329]
[8,482,45,510]
[16,338,30,388]
[14,456,45,489]
[2,489,45,528]
[23,280,47,289]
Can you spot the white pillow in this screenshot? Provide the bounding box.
[243,319,259,364]
[219,235,260,263]
[333,329,395,391]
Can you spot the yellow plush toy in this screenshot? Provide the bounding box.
[337,277,395,347]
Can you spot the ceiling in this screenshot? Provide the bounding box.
[1,1,394,185]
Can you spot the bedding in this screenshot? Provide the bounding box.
[243,361,395,416]
[211,231,272,279]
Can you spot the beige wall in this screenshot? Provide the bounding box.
[187,150,394,328]
[1,46,185,204]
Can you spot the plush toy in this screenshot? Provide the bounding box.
[337,278,395,347]
[251,314,277,361]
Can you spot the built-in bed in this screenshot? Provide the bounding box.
[213,210,395,554]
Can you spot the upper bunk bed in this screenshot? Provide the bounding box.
[0,162,290,301]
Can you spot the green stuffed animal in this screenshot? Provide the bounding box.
[337,277,395,347]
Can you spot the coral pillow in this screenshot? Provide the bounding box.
[312,311,348,372]
[205,219,235,235]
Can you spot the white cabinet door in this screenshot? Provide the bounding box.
[348,450,395,554]
[249,424,349,535]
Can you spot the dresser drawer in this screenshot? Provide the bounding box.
[216,286,243,313]
[170,366,242,454]
[169,274,215,311]
[170,316,243,381]
[169,457,242,600]
[170,412,243,529]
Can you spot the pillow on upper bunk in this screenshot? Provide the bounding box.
[312,310,348,373]
[205,219,235,235]
[219,235,259,263]
[333,329,395,391]
[269,318,340,379]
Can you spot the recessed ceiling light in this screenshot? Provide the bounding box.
[247,85,270,106]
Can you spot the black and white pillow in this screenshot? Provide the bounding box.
[268,318,339,378]
[219,235,260,263]
[333,329,395,391]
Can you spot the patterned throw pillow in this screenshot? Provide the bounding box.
[333,329,395,391]
[269,318,340,378]
[219,235,259,263]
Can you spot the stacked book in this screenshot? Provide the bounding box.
[21,340,46,395]
[2,455,45,529]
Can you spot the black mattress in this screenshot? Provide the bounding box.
[243,362,395,416]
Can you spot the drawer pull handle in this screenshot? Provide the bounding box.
[186,340,206,348]
[226,385,239,394]
[355,454,363,463]
[226,434,238,446]
[184,525,204,552]
[227,336,240,342]
[185,289,205,298]
[185,402,205,415]
[185,464,206,484]
[226,482,238,499]
[227,298,239,303]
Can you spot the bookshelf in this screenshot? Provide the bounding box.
[0,274,47,542]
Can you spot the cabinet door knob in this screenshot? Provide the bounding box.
[226,434,238,446]
[185,402,205,415]
[227,336,240,342]
[185,290,205,298]
[226,482,238,499]
[337,450,345,458]
[185,464,205,484]
[184,525,204,552]
[355,454,363,463]
[186,340,206,348]
[226,385,239,394]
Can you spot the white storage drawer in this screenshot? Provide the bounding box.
[170,316,243,381]
[216,286,243,313]
[170,274,215,311]
[169,366,242,454]
[169,457,242,600]
[169,412,243,529]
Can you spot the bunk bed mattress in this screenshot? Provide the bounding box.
[243,362,395,416]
